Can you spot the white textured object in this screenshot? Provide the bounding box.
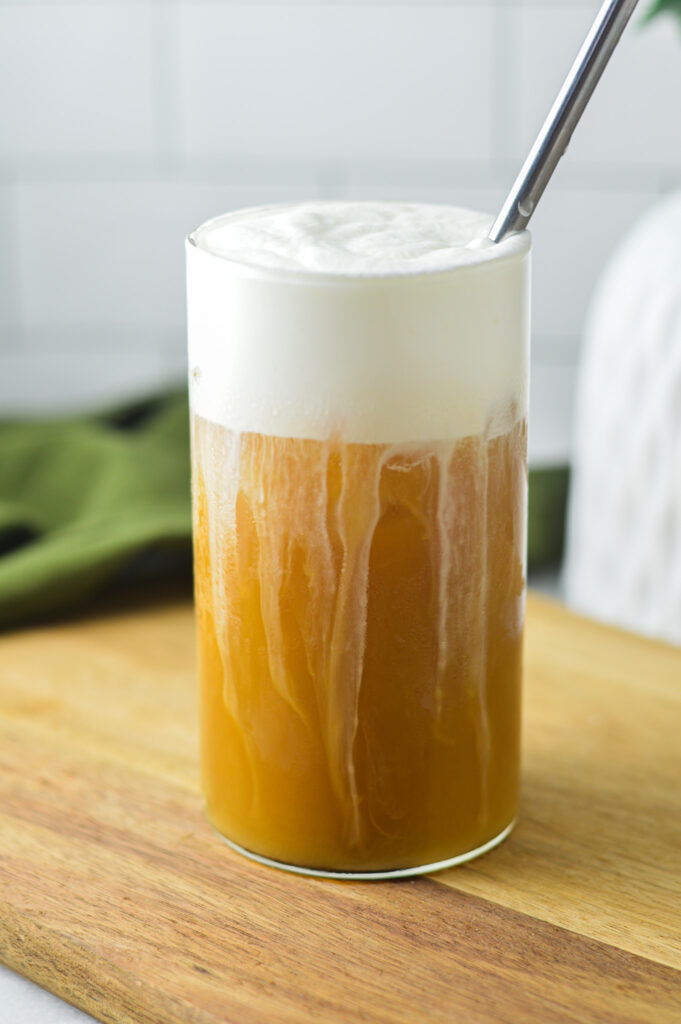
[564,191,681,646]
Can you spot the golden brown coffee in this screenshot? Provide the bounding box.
[192,411,526,873]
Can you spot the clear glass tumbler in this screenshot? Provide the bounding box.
[186,202,530,879]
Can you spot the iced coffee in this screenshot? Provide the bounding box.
[186,202,530,877]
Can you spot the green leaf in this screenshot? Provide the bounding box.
[641,0,681,28]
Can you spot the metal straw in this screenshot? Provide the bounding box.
[489,0,640,243]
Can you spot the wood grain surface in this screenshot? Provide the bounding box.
[0,589,679,1024]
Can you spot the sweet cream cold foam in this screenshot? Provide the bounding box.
[186,201,530,444]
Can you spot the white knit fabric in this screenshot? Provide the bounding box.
[564,191,681,646]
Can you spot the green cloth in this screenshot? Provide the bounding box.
[0,391,568,629]
[527,465,570,570]
[0,393,192,629]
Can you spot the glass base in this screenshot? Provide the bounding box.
[211,818,516,880]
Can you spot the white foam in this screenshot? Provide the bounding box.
[186,201,530,443]
[190,201,524,277]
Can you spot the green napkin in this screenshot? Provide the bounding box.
[0,390,568,629]
[527,465,570,571]
[0,393,192,629]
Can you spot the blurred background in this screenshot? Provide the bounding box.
[1,0,680,612]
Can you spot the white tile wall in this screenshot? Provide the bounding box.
[529,363,577,468]
[0,0,680,465]
[0,5,156,160]
[514,8,681,168]
[0,349,187,417]
[343,180,507,218]
[174,5,495,162]
[15,179,317,332]
[0,184,21,337]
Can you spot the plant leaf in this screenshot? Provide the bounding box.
[641,0,681,28]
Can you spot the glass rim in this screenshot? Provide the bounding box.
[186,201,532,286]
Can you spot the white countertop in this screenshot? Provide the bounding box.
[0,965,96,1023]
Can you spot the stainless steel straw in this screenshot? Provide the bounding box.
[489,0,641,243]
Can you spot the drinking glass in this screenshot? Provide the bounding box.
[186,204,530,878]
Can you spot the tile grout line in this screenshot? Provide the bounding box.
[1,177,26,344]
[0,153,671,191]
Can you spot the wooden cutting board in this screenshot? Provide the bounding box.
[0,588,680,1024]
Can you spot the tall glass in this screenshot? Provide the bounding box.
[186,203,530,879]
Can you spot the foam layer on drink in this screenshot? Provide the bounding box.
[186,201,530,445]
